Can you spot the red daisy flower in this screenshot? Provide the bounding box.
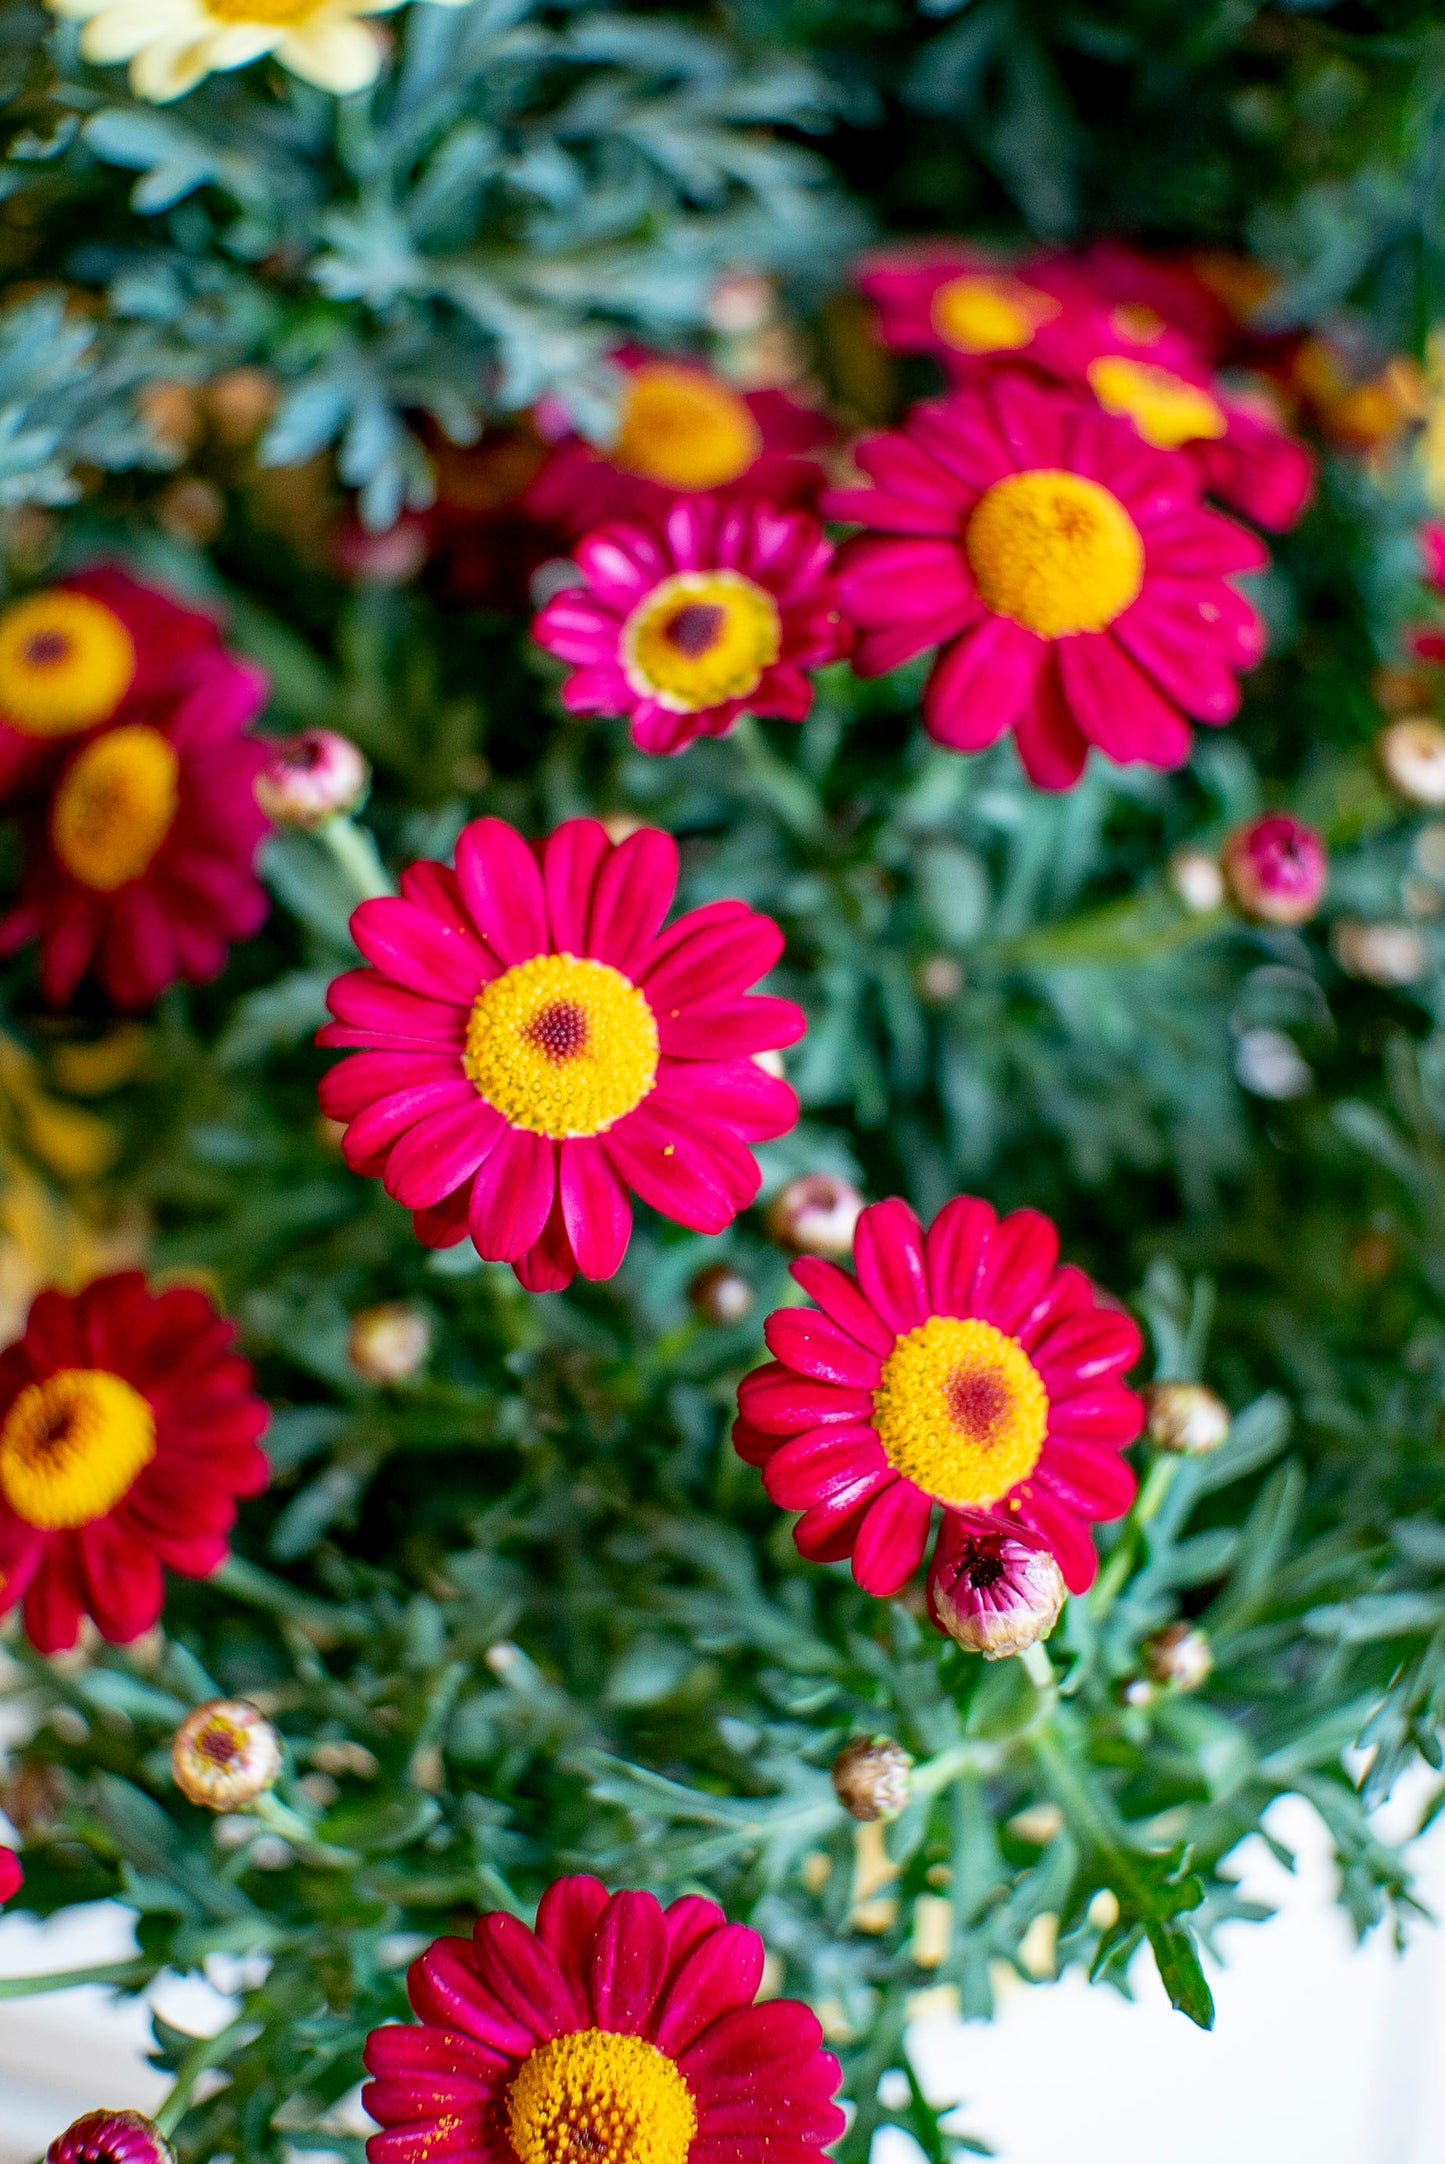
[824,371,1268,789]
[0,643,271,1008]
[855,241,1066,367]
[532,499,849,755]
[733,1194,1142,1597]
[525,348,831,536]
[0,1272,269,1655]
[317,816,804,1291]
[0,1846,20,1905]
[362,1874,845,2164]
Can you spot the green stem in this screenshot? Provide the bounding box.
[0,1957,152,1999]
[1090,1455,1178,1620]
[314,812,393,902]
[209,1554,368,1645]
[153,2014,250,2139]
[730,715,826,840]
[1021,1639,1055,1690]
[252,1788,360,1867]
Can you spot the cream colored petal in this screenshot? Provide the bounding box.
[129,33,214,98]
[200,20,280,67]
[47,0,117,26]
[275,15,381,91]
[79,0,198,56]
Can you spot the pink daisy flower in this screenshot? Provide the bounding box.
[825,370,1268,789]
[855,241,1065,367]
[0,1846,19,1906]
[532,498,849,756]
[734,1194,1142,1597]
[317,816,804,1291]
[0,644,270,1009]
[526,347,831,536]
[363,1875,845,2164]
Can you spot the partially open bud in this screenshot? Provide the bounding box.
[1143,1381,1230,1455]
[1222,814,1327,927]
[765,1174,864,1258]
[256,729,369,829]
[688,1263,754,1327]
[1331,918,1430,986]
[1168,845,1225,914]
[927,1514,1066,1660]
[1378,717,1445,807]
[831,1734,913,1823]
[348,1300,431,1384]
[47,2111,175,2164]
[172,1699,281,1811]
[1143,1621,1214,1692]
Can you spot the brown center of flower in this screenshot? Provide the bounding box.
[507,2029,697,2164]
[663,602,728,659]
[0,1367,156,1531]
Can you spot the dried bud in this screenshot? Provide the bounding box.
[348,1301,431,1384]
[1222,814,1327,927]
[1378,717,1445,807]
[1234,1026,1311,1101]
[765,1173,864,1258]
[255,730,369,829]
[688,1263,754,1327]
[1168,845,1225,914]
[831,1735,913,1823]
[1143,1381,1230,1456]
[1,1759,64,1835]
[172,1699,281,1811]
[47,2111,175,2164]
[1143,1621,1214,1692]
[927,1515,1066,1660]
[1331,918,1430,986]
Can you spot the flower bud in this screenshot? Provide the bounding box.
[1222,814,1327,927]
[255,729,369,829]
[1143,1381,1230,1455]
[831,1734,913,1823]
[688,1263,754,1327]
[1378,717,1445,807]
[917,954,965,1003]
[927,1514,1066,1660]
[765,1174,864,1258]
[47,2111,175,2164]
[172,1699,281,1811]
[0,1844,20,1905]
[1168,845,1225,914]
[348,1300,431,1384]
[1331,918,1430,986]
[1143,1621,1214,1692]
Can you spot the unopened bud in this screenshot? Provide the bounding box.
[255,729,369,829]
[831,1734,913,1822]
[172,1699,281,1811]
[688,1263,754,1327]
[917,954,964,1003]
[1378,717,1445,807]
[1222,814,1327,926]
[348,1301,431,1384]
[0,1845,20,1904]
[765,1173,864,1258]
[1143,1381,1230,1456]
[1168,845,1225,914]
[1331,918,1430,986]
[600,813,645,845]
[47,2112,174,2164]
[927,1514,1066,1660]
[1143,1621,1214,1692]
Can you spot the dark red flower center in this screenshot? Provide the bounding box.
[663,602,727,658]
[944,1365,1012,1447]
[22,629,71,667]
[197,1724,242,1766]
[524,999,590,1063]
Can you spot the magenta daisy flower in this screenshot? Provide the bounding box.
[734,1194,1142,1596]
[363,1875,845,2164]
[855,241,1064,367]
[318,816,804,1290]
[825,371,1268,789]
[532,499,848,756]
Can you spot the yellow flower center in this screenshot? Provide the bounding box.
[203,0,323,19]
[929,274,1059,355]
[621,570,781,713]
[0,1367,156,1531]
[1086,356,1228,450]
[51,724,181,893]
[872,1316,1047,1509]
[507,2029,697,2164]
[0,591,136,739]
[613,365,763,490]
[965,468,1145,639]
[464,953,659,1137]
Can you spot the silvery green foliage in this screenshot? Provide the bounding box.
[0,290,167,505]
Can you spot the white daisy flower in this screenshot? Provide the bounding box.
[48,0,467,103]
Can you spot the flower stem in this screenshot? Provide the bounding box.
[0,1957,152,1999]
[1089,1455,1178,1620]
[153,2014,250,2139]
[314,812,393,902]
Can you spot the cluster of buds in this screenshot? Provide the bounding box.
[1222,813,1328,927]
[927,1513,1066,1660]
[254,729,370,829]
[171,1699,282,1811]
[764,1173,864,1258]
[46,2112,174,2164]
[831,1735,913,1822]
[1143,1381,1230,1456]
[348,1300,432,1384]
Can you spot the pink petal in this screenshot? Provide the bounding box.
[602,1107,750,1232]
[737,1361,875,1433]
[466,1126,558,1260]
[543,819,611,952]
[923,1195,995,1316]
[1045,1385,1145,1443]
[1036,1441,1137,1518]
[1009,1489,1099,1593]
[657,995,805,1060]
[1058,634,1193,769]
[1031,1306,1143,1385]
[851,1479,932,1595]
[1111,598,1245,723]
[382,1097,507,1209]
[351,896,489,1005]
[559,1135,633,1280]
[589,1890,668,2032]
[652,1924,764,2056]
[793,1476,894,1562]
[455,818,548,965]
[650,1059,796,1143]
[641,908,784,1011]
[319,1050,464,1122]
[789,1256,895,1355]
[924,616,1046,751]
[1012,663,1090,789]
[853,1198,929,1335]
[471,1911,578,2036]
[344,1078,481,1177]
[587,827,679,972]
[535,1876,611,2010]
[973,1207,1059,1333]
[762,1425,889,1511]
[764,1308,884,1389]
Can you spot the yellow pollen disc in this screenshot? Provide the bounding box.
[464,953,659,1138]
[613,365,763,490]
[929,274,1059,355]
[1086,356,1228,450]
[203,0,322,19]
[0,591,136,739]
[0,1367,156,1531]
[1108,303,1167,347]
[873,1315,1048,1510]
[965,468,1145,639]
[51,724,181,893]
[621,570,781,714]
[507,2029,697,2164]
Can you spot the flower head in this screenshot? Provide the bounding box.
[318,816,804,1290]
[0,1845,21,1905]
[1222,812,1326,926]
[735,1194,1142,1595]
[533,498,848,755]
[46,2113,174,2164]
[926,1512,1066,1658]
[348,1301,432,1383]
[255,729,369,828]
[363,1874,845,2164]
[856,242,1063,366]
[0,1272,268,1654]
[172,1698,281,1809]
[826,373,1267,790]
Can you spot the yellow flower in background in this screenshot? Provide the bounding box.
[1417,328,1445,510]
[47,0,469,104]
[0,1156,148,1349]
